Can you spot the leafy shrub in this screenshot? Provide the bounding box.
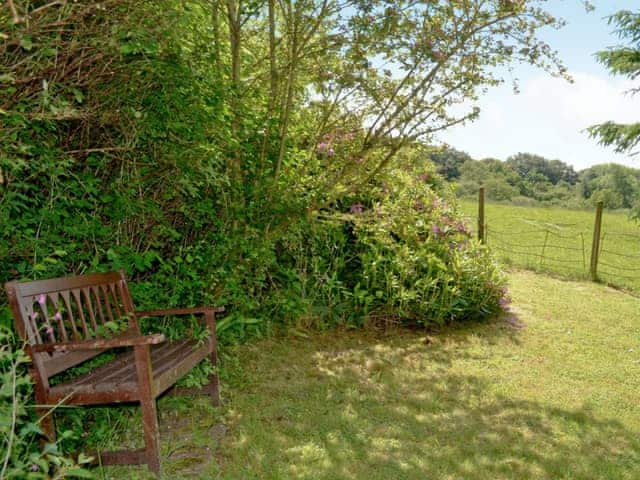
[0,328,94,479]
[350,167,506,326]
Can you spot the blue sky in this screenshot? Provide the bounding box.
[438,0,640,171]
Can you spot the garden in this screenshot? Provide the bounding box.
[1,1,639,479]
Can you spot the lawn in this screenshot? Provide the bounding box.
[104,270,640,479]
[459,200,640,292]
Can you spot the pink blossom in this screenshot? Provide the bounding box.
[54,311,63,322]
[31,312,39,320]
[431,224,442,235]
[37,294,46,306]
[350,203,364,214]
[45,326,54,335]
[31,464,39,472]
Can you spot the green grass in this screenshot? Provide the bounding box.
[459,200,640,292]
[104,270,640,479]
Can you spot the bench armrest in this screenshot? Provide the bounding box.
[30,333,166,353]
[135,306,225,318]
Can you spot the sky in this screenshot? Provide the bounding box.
[438,0,640,171]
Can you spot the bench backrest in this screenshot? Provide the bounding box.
[5,271,138,379]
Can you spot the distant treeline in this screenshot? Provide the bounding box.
[431,149,640,211]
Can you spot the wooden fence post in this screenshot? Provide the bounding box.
[590,201,604,281]
[478,186,485,243]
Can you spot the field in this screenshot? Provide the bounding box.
[104,271,640,479]
[459,200,640,292]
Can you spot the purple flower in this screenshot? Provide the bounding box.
[45,326,54,335]
[350,203,364,214]
[37,294,46,306]
[317,142,329,151]
[31,312,39,320]
[431,224,442,235]
[456,221,468,234]
[499,297,511,308]
[54,311,62,322]
[31,464,39,472]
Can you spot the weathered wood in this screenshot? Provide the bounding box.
[478,186,486,243]
[4,271,223,478]
[590,201,604,281]
[136,306,225,317]
[95,449,147,466]
[30,332,165,353]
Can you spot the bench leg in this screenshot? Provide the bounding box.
[208,364,221,407]
[140,395,161,477]
[34,380,56,445]
[206,311,221,407]
[135,344,161,477]
[37,406,56,443]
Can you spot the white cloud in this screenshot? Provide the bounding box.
[439,71,640,170]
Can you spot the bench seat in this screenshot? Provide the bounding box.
[48,340,211,404]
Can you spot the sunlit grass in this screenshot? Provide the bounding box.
[105,270,640,479]
[459,200,640,291]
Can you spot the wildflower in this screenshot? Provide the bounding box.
[350,203,364,214]
[317,142,329,151]
[37,294,46,306]
[456,221,468,234]
[431,224,441,235]
[31,312,39,320]
[31,464,39,472]
[499,297,511,308]
[45,326,54,335]
[54,311,63,322]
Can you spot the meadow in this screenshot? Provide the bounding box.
[459,200,640,292]
[103,271,640,479]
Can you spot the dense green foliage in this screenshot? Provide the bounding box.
[0,328,93,478]
[588,9,640,156]
[0,0,569,475]
[435,148,640,210]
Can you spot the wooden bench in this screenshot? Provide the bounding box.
[5,271,224,477]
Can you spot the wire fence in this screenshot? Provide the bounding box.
[474,190,640,292]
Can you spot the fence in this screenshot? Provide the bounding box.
[474,187,640,292]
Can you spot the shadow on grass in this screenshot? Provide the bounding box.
[219,318,639,480]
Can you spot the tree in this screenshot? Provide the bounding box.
[506,153,578,185]
[206,0,567,209]
[429,147,472,180]
[588,10,640,156]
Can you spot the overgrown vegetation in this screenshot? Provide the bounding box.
[1,0,572,475]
